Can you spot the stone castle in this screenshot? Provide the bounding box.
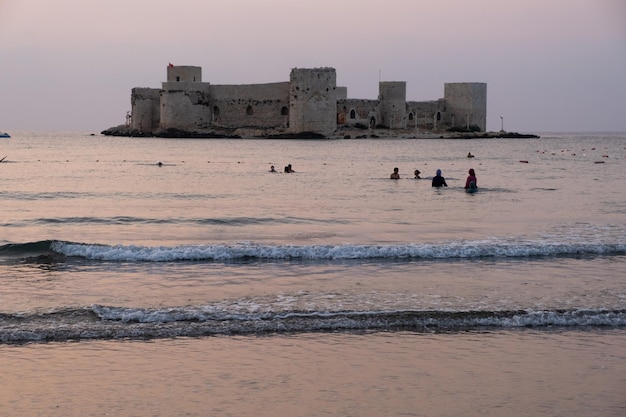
[109,65,487,138]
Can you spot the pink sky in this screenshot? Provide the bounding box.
[1,0,625,132]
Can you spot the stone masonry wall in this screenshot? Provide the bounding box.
[289,68,337,135]
[160,82,212,130]
[337,99,378,127]
[444,83,487,130]
[131,87,161,132]
[378,82,407,129]
[407,100,446,130]
[124,65,488,136]
[210,82,290,129]
[167,66,202,83]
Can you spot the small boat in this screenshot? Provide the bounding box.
[0,132,10,138]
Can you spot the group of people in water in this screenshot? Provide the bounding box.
[269,162,477,191]
[391,167,478,191]
[269,164,295,173]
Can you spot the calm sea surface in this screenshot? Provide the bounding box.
[1,131,625,416]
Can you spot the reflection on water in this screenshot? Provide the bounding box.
[2,331,625,417]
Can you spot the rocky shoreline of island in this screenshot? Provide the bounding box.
[101,125,539,140]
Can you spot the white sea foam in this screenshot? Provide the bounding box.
[89,304,626,329]
[52,239,626,262]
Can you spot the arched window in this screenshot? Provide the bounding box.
[246,105,253,116]
[436,111,442,121]
[213,106,220,116]
[408,113,414,121]
[350,109,356,119]
[281,106,288,116]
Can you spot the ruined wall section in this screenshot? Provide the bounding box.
[444,83,487,131]
[210,82,290,129]
[289,68,337,135]
[131,88,161,132]
[378,82,406,129]
[337,99,378,127]
[407,99,446,130]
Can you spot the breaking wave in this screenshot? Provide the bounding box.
[49,239,626,261]
[1,306,624,344]
[1,239,625,264]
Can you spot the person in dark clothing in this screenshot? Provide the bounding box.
[431,169,448,187]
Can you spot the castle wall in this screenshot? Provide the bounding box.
[337,99,378,127]
[289,68,337,135]
[131,88,161,132]
[124,65,488,136]
[407,99,446,130]
[336,86,348,100]
[444,83,487,131]
[378,82,406,129]
[210,82,290,129]
[160,82,212,131]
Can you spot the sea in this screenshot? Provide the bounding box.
[1,131,625,416]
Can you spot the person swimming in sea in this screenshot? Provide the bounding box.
[390,167,400,179]
[270,165,277,172]
[431,169,448,187]
[465,168,477,190]
[414,169,421,179]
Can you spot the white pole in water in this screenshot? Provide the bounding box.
[500,116,504,131]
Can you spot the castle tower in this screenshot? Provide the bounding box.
[166,65,202,83]
[131,88,161,132]
[378,82,406,129]
[444,83,487,131]
[160,65,211,131]
[289,68,337,135]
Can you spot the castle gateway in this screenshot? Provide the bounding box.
[124,65,486,137]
